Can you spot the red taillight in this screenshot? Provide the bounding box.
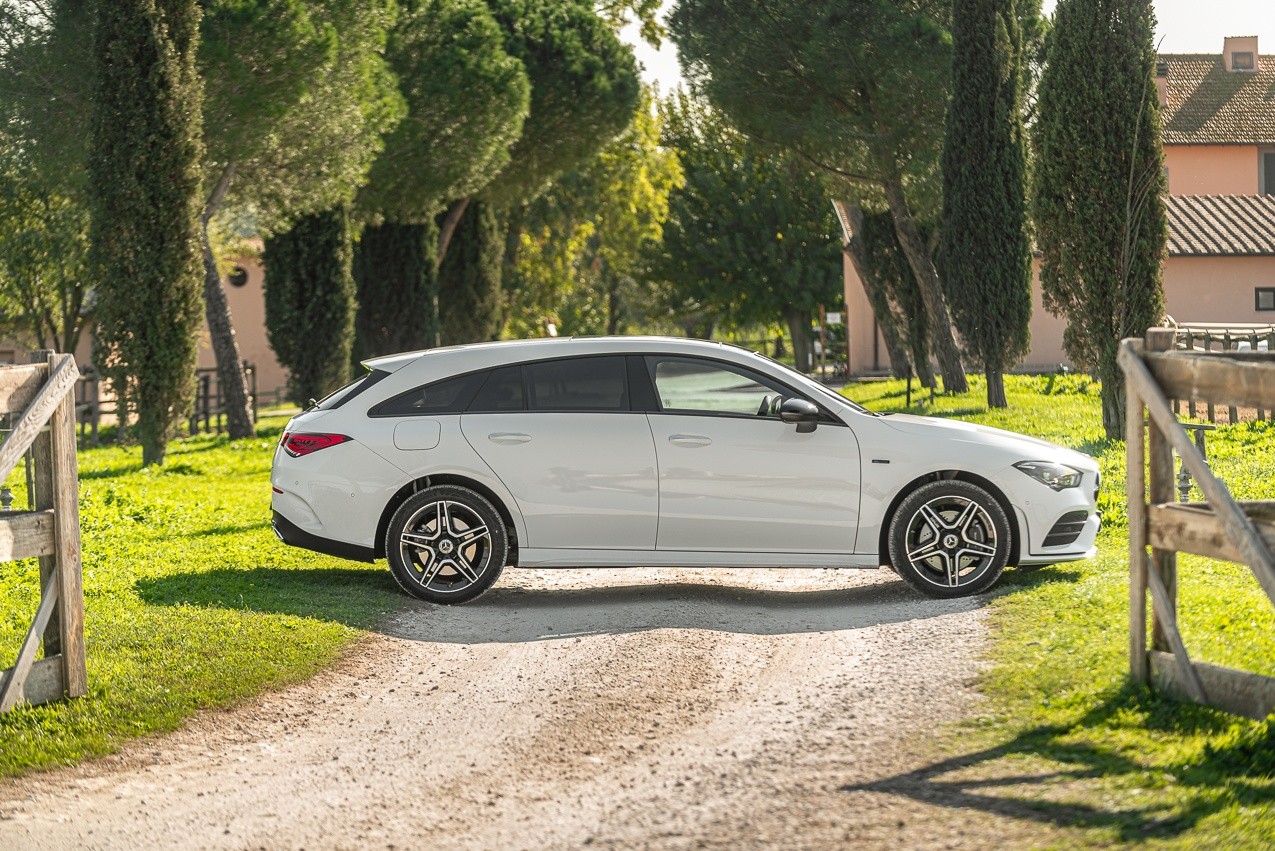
[281,432,352,457]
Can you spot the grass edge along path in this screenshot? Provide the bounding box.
[0,414,404,776]
[843,374,1275,849]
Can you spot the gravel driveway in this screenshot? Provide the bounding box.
[0,566,1049,849]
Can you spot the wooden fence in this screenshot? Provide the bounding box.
[1120,328,1275,719]
[0,352,87,712]
[1166,323,1275,423]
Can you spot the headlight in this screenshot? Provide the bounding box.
[1014,461,1082,491]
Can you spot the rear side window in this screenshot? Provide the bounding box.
[527,356,629,411]
[316,369,390,411]
[468,366,525,412]
[369,372,482,417]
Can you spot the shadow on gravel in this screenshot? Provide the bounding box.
[386,574,984,644]
[841,684,1275,842]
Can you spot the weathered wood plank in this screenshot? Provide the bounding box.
[0,355,79,483]
[0,364,49,415]
[30,350,58,658]
[1144,350,1275,410]
[1148,504,1275,568]
[1119,340,1275,607]
[1145,330,1178,654]
[1125,341,1149,684]
[0,656,66,710]
[0,510,56,561]
[0,572,59,712]
[1149,650,1275,720]
[1144,554,1207,701]
[50,374,86,698]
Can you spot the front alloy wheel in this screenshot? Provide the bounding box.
[385,485,508,604]
[887,480,1010,598]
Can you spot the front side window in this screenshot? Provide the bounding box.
[527,356,629,411]
[649,357,786,416]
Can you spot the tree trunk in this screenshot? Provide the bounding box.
[606,272,621,336]
[200,162,253,439]
[436,197,471,271]
[1099,355,1124,441]
[986,368,1007,408]
[844,205,911,378]
[783,307,813,373]
[882,178,968,394]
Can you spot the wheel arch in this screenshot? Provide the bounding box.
[375,474,520,560]
[878,470,1020,567]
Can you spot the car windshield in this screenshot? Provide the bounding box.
[741,349,874,415]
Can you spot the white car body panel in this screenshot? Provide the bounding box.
[270,336,1101,575]
[460,411,658,550]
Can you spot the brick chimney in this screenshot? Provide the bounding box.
[1223,36,1258,72]
[1155,61,1168,106]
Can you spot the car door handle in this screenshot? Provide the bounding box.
[668,434,712,447]
[488,432,532,445]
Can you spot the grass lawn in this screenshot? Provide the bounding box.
[0,413,403,775]
[844,374,1275,849]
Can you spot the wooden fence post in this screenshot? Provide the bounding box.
[1145,329,1177,654]
[1126,339,1148,683]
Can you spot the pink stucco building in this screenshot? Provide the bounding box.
[842,36,1275,375]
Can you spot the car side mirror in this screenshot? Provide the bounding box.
[779,398,819,433]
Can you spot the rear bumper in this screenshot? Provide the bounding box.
[272,510,377,563]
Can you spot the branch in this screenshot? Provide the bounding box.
[201,161,238,226]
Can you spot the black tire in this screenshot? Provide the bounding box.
[385,485,508,604]
[886,479,1010,599]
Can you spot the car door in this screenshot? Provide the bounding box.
[460,356,659,551]
[645,355,860,554]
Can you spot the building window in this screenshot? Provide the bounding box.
[1232,51,1256,71]
[1264,151,1275,196]
[228,265,248,288]
[1257,288,1275,312]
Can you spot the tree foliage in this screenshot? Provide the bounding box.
[669,0,968,391]
[480,0,641,205]
[1033,0,1166,438]
[859,209,932,384]
[264,205,357,406]
[438,201,503,345]
[650,94,842,371]
[940,0,1033,408]
[88,0,206,466]
[357,0,529,224]
[352,221,438,360]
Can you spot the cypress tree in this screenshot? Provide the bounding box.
[437,201,503,346]
[1033,0,1166,438]
[352,221,439,360]
[264,205,357,406]
[87,0,204,466]
[940,0,1032,409]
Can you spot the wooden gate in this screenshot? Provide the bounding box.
[1120,328,1275,719]
[0,352,86,712]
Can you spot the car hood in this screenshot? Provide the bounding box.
[880,413,1097,471]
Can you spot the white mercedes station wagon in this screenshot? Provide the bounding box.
[271,337,1100,603]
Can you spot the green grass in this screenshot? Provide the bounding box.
[844,374,1275,848]
[0,415,402,775]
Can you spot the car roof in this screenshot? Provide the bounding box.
[362,336,755,374]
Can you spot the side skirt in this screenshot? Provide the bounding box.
[516,548,881,569]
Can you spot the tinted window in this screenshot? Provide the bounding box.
[527,357,628,411]
[370,372,482,416]
[317,369,390,411]
[469,366,525,412]
[650,357,783,416]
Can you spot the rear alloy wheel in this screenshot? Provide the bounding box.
[887,480,1010,599]
[385,485,507,604]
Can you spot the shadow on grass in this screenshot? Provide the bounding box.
[843,684,1275,842]
[155,520,271,541]
[135,566,400,628]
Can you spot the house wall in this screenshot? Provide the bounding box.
[204,255,288,399]
[1164,145,1260,195]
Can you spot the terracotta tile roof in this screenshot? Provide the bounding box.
[1167,195,1275,256]
[1161,54,1275,145]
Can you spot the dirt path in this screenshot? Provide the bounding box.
[0,567,1052,849]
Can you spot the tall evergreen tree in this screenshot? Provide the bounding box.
[437,201,502,346]
[88,0,205,466]
[353,222,439,359]
[940,0,1032,408]
[264,205,357,405]
[1033,0,1166,438]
